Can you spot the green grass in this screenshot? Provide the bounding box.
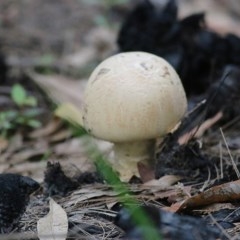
[86,140,161,240]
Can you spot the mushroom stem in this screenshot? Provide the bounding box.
[112,140,155,181]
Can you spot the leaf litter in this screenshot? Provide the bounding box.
[1,0,240,239]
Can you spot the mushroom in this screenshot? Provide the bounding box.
[82,51,187,181]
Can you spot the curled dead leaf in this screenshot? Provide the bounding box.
[178,179,240,211]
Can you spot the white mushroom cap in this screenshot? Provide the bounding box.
[82,51,187,142]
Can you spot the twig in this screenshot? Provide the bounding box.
[220,128,240,179]
[219,141,224,179]
[208,213,232,240]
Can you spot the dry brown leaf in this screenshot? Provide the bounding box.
[8,147,48,164]
[49,129,72,142]
[167,185,192,204]
[60,163,82,179]
[165,201,184,213]
[63,187,119,208]
[138,162,155,183]
[178,111,223,145]
[52,137,112,173]
[37,198,68,240]
[0,134,25,164]
[143,175,182,190]
[63,26,116,68]
[53,138,86,155]
[150,188,186,203]
[27,71,87,108]
[4,161,45,182]
[178,179,240,211]
[6,134,23,153]
[106,201,118,210]
[29,118,62,138]
[178,0,240,36]
[225,0,240,17]
[0,163,10,173]
[195,203,236,214]
[51,139,96,173]
[53,136,112,157]
[0,137,8,151]
[63,47,96,69]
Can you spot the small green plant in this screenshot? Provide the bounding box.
[11,83,37,107]
[56,101,162,239]
[0,84,42,138]
[86,140,162,240]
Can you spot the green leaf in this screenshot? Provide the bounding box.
[0,121,11,129]
[23,96,37,107]
[15,116,25,124]
[86,142,161,240]
[27,119,42,128]
[11,84,27,106]
[22,108,41,118]
[38,54,55,66]
[4,110,18,119]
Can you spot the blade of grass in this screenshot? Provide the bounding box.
[220,128,240,179]
[85,139,161,240]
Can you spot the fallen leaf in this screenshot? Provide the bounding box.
[62,187,120,209]
[27,71,87,108]
[63,26,116,68]
[178,0,240,36]
[63,47,96,69]
[143,175,182,190]
[37,198,68,240]
[162,182,191,203]
[6,134,23,153]
[164,201,184,213]
[0,137,8,151]
[178,111,223,145]
[53,138,86,155]
[195,203,236,214]
[29,118,62,138]
[138,162,155,183]
[4,161,45,182]
[49,129,72,142]
[8,146,48,164]
[178,179,240,211]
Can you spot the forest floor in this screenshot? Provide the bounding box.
[1,0,240,239]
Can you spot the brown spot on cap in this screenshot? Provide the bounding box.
[92,68,110,84]
[162,66,170,78]
[140,62,153,71]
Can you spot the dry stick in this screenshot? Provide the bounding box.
[0,232,38,240]
[223,206,240,222]
[220,128,240,179]
[214,163,220,181]
[219,140,224,179]
[199,167,211,192]
[221,115,240,131]
[208,213,232,240]
[205,115,240,141]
